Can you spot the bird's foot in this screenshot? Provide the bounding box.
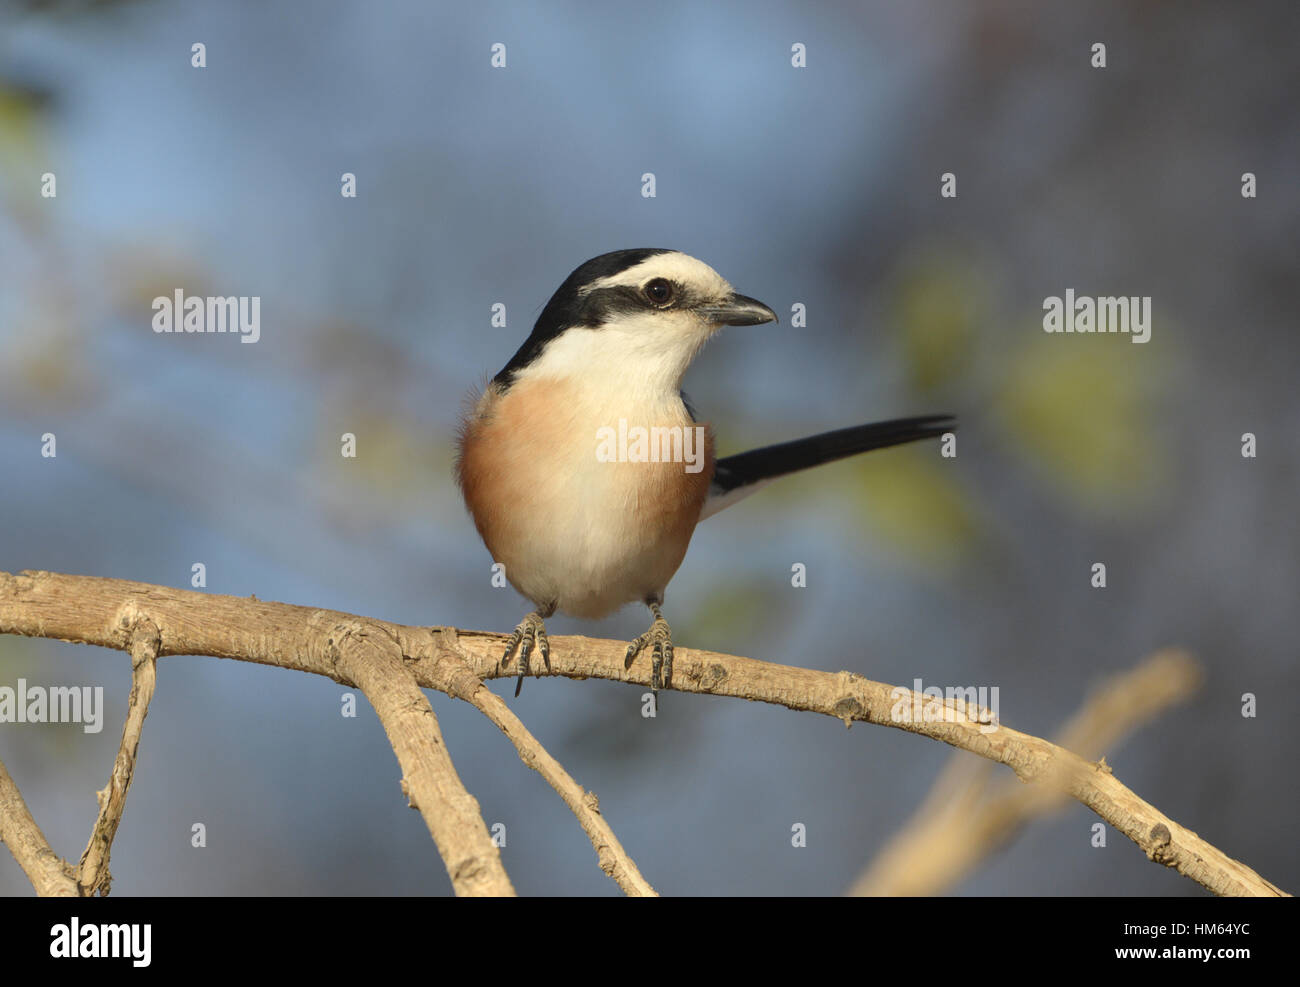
[502,607,552,697]
[624,602,674,693]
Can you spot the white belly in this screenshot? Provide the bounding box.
[457,376,714,618]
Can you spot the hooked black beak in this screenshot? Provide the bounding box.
[698,292,778,327]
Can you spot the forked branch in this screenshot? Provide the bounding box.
[0,570,1287,898]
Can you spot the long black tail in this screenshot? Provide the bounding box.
[702,414,956,519]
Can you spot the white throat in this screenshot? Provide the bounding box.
[514,312,710,409]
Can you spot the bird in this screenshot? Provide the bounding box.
[455,249,954,697]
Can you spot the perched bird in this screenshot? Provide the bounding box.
[456,249,954,696]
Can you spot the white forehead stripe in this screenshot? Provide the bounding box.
[581,252,732,297]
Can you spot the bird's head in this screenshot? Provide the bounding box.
[494,249,777,392]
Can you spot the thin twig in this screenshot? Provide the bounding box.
[76,609,160,895]
[434,629,655,896]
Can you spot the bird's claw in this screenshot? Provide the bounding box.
[624,604,674,693]
[502,610,551,697]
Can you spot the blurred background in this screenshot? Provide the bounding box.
[1,0,1297,896]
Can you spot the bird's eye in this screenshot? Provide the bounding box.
[643,278,674,306]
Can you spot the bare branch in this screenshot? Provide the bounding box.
[0,571,513,897]
[440,630,1284,897]
[0,756,78,896]
[0,570,1287,897]
[301,612,514,896]
[848,649,1203,896]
